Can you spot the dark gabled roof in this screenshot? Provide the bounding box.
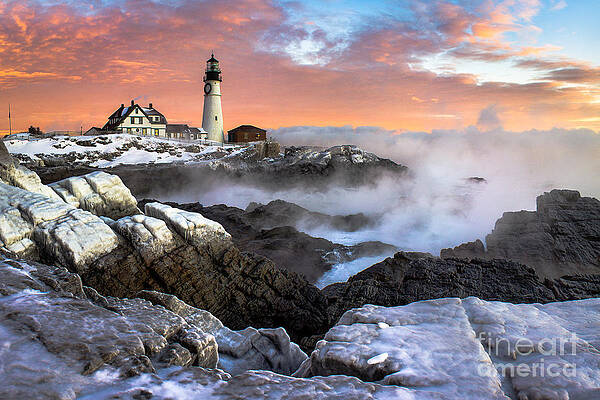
[227,125,266,134]
[102,102,166,131]
[166,124,191,134]
[207,53,218,63]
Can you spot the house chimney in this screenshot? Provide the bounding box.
[131,100,134,106]
[149,103,153,109]
[121,103,124,108]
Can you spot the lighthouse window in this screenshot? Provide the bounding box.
[215,116,218,121]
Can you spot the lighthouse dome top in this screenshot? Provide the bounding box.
[204,53,222,81]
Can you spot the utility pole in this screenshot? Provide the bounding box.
[8,104,12,136]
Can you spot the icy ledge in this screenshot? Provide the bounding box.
[298,297,600,400]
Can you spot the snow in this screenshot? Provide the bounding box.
[367,353,389,365]
[5,134,229,168]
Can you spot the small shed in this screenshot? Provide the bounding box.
[227,125,266,143]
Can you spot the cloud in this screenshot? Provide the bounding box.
[551,1,568,11]
[0,0,599,133]
[477,105,503,131]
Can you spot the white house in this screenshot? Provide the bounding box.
[101,100,167,137]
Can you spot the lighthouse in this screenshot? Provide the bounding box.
[202,54,224,143]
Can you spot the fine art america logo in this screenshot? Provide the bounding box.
[475,332,590,378]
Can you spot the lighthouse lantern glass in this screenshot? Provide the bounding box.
[207,61,219,72]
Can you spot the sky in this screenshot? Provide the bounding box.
[0,0,599,134]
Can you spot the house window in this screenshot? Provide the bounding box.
[154,129,159,136]
[142,128,147,134]
[130,117,135,124]
[127,128,132,133]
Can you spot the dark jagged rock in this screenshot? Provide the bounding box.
[245,199,376,232]
[440,239,485,259]
[140,200,395,283]
[0,140,16,166]
[442,189,600,278]
[323,251,600,326]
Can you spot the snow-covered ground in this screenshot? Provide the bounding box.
[4,134,239,168]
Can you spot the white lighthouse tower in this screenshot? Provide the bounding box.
[202,54,224,143]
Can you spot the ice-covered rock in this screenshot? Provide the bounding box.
[0,256,216,398]
[0,169,326,356]
[50,171,140,219]
[145,202,232,251]
[0,182,120,268]
[113,215,177,264]
[301,298,508,399]
[463,297,600,400]
[137,290,308,376]
[0,157,62,200]
[302,296,600,400]
[80,368,445,400]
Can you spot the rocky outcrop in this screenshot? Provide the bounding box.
[298,297,600,400]
[147,200,394,283]
[210,144,409,188]
[0,179,329,344]
[49,171,140,219]
[442,190,600,278]
[0,254,311,398]
[0,141,62,200]
[7,254,600,399]
[0,256,218,399]
[137,290,307,376]
[323,251,600,326]
[245,199,376,232]
[86,144,410,198]
[440,238,485,259]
